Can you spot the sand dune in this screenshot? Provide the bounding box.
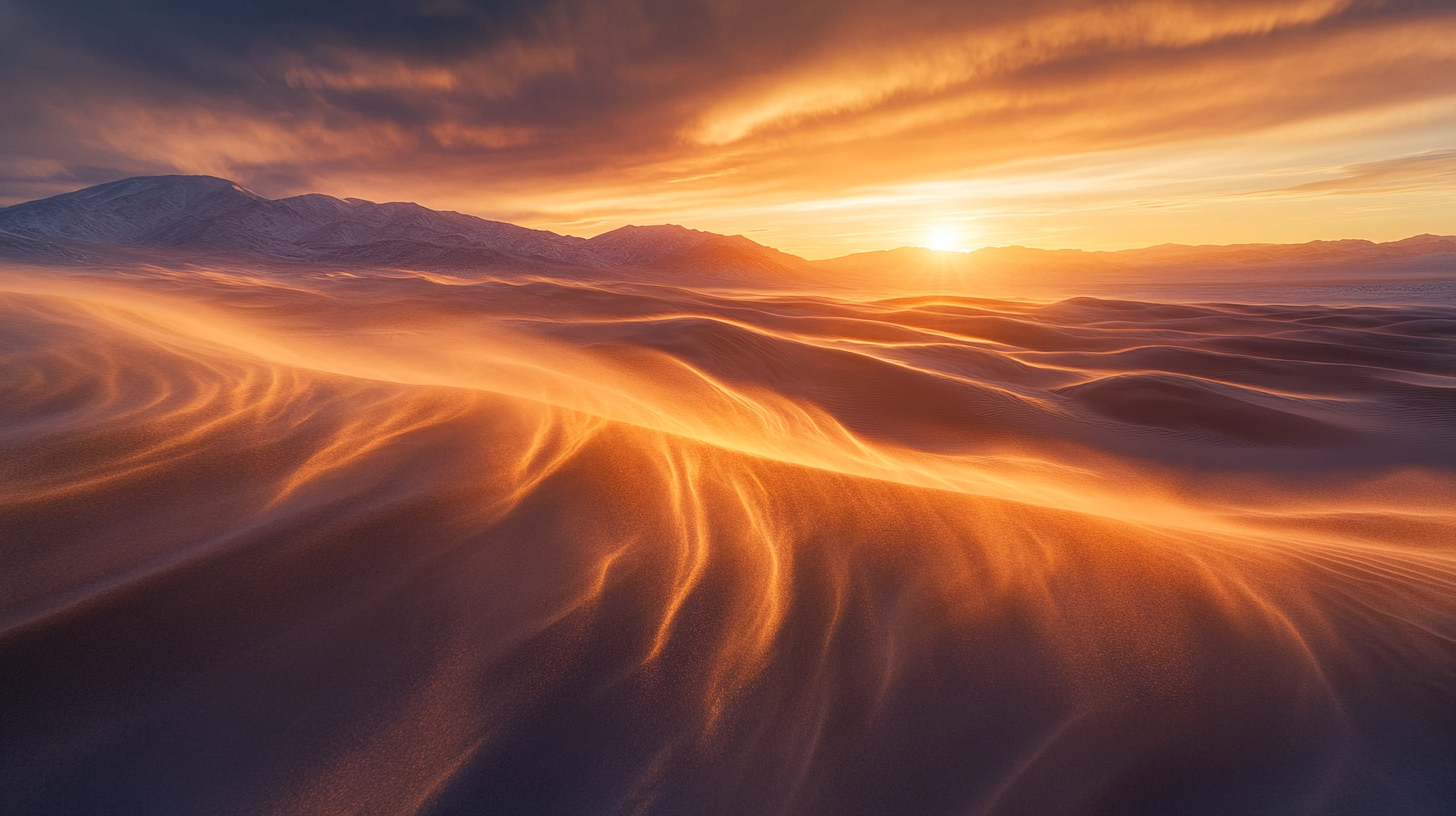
[2,248,1454,815]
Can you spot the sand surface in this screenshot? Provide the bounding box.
[2,260,1454,814]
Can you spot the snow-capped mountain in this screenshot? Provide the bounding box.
[0,176,598,269]
[0,175,815,283]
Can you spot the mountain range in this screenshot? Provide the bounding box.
[0,175,817,283]
[1,175,1452,288]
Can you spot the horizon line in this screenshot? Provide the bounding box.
[5,173,1451,262]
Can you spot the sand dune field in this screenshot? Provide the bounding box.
[2,254,1454,814]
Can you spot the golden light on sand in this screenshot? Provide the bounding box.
[2,0,1455,810]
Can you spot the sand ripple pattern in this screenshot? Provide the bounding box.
[2,264,1455,815]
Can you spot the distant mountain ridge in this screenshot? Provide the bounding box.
[1,175,1451,289]
[0,175,815,282]
[820,235,1456,274]
[813,235,1456,294]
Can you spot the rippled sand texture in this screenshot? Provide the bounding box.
[2,262,1455,815]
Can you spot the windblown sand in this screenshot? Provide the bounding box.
[2,261,1454,814]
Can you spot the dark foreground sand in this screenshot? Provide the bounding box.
[1,261,1454,814]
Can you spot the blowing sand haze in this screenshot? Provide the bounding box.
[3,1,1456,813]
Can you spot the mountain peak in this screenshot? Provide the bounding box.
[587,224,713,262]
[1,176,810,280]
[0,174,265,244]
[67,174,262,203]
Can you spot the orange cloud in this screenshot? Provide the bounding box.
[691,0,1356,146]
[1,0,1453,254]
[1259,149,1456,196]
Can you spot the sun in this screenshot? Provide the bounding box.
[925,227,959,251]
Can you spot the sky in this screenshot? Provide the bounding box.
[0,0,1452,258]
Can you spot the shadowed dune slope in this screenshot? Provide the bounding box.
[2,259,1455,815]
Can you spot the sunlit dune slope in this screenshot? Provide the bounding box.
[2,255,1454,814]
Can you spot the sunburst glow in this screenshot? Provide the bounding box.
[925,227,961,251]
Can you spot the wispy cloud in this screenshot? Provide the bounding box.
[1,0,1453,253]
[1257,149,1456,196]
